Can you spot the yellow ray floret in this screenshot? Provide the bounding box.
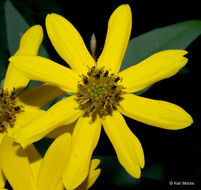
[9,4,193,190]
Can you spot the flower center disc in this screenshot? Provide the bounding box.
[0,88,23,132]
[75,66,125,121]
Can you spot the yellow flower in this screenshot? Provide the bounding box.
[0,134,100,190]
[10,4,193,190]
[0,25,65,188]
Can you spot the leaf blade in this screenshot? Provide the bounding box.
[121,20,201,71]
[121,20,201,95]
[4,0,49,58]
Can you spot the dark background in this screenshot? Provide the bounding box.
[1,0,201,189]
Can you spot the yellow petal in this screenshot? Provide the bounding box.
[13,96,82,145]
[3,62,29,94]
[63,116,101,190]
[75,159,101,190]
[97,4,132,73]
[0,165,5,188]
[55,180,65,190]
[17,83,65,109]
[37,133,71,190]
[9,55,80,93]
[46,121,75,139]
[24,144,42,181]
[86,159,101,189]
[7,108,45,136]
[14,25,43,56]
[89,159,101,171]
[0,133,6,188]
[119,93,193,130]
[46,13,95,74]
[4,25,43,93]
[0,135,37,190]
[119,50,188,93]
[102,111,144,179]
[10,106,45,129]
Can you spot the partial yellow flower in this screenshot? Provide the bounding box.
[10,4,193,190]
[0,134,100,190]
[0,25,65,188]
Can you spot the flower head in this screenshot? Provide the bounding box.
[10,4,193,190]
[0,88,23,132]
[0,25,65,188]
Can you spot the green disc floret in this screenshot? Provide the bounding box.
[76,66,125,121]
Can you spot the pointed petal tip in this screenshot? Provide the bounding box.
[91,159,101,168]
[9,55,19,63]
[182,50,188,55]
[90,159,101,171]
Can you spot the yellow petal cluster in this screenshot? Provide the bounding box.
[0,25,100,190]
[1,3,193,190]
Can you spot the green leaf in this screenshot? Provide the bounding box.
[94,156,164,187]
[0,79,5,88]
[0,54,8,81]
[4,0,49,57]
[142,162,164,180]
[5,0,29,55]
[121,20,201,70]
[121,20,201,94]
[0,0,9,80]
[4,0,50,94]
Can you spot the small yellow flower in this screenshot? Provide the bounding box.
[10,4,193,190]
[0,134,100,190]
[0,25,65,188]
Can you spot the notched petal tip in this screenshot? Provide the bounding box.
[116,4,132,19]
[113,4,132,24]
[117,4,131,11]
[45,13,61,29]
[45,13,55,21]
[45,13,68,27]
